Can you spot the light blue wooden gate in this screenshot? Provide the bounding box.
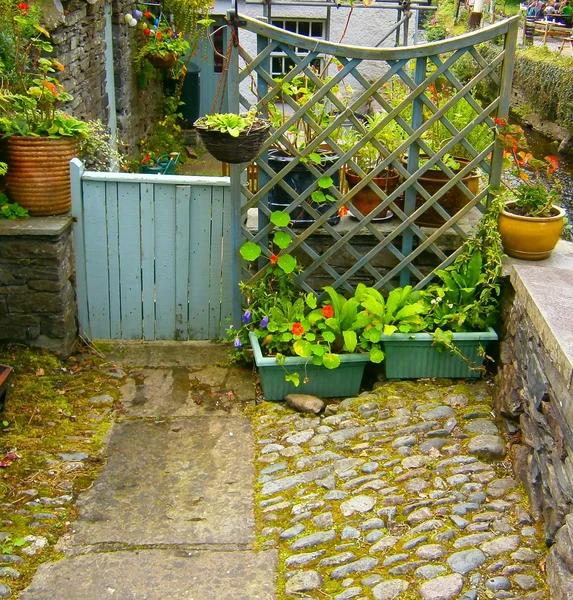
[70,159,234,340]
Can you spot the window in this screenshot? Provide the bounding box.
[270,19,325,76]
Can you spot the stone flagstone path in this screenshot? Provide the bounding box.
[17,343,549,599]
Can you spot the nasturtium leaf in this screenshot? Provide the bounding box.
[318,176,334,189]
[312,344,326,356]
[323,353,341,369]
[322,331,336,343]
[309,153,322,164]
[273,231,292,249]
[368,329,381,343]
[311,190,326,203]
[285,372,300,386]
[305,332,316,342]
[281,332,293,342]
[370,346,385,363]
[239,241,261,262]
[293,339,312,358]
[276,353,286,365]
[343,330,357,352]
[277,254,297,273]
[270,211,291,227]
[312,355,324,366]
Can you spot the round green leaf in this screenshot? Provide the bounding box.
[270,211,291,227]
[322,331,336,343]
[273,231,292,250]
[277,254,297,273]
[323,353,341,369]
[293,339,312,358]
[312,344,326,356]
[370,346,385,363]
[305,293,318,309]
[318,176,334,189]
[239,241,261,262]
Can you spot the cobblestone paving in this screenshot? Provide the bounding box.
[252,379,549,599]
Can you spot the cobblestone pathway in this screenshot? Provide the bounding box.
[252,379,549,600]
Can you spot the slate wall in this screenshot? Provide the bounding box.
[495,277,573,600]
[0,219,77,357]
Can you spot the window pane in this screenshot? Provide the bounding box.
[212,26,224,73]
[272,20,282,28]
[285,21,297,32]
[311,22,323,37]
[298,22,310,36]
[272,56,283,75]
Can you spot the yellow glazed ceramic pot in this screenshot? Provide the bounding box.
[498,200,565,260]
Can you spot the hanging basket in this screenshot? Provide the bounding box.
[194,118,270,164]
[147,52,178,70]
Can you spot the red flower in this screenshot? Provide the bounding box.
[338,206,349,217]
[143,28,151,36]
[17,2,29,9]
[270,254,278,264]
[156,31,162,39]
[545,155,559,174]
[291,322,305,336]
[141,155,151,164]
[494,117,508,126]
[143,10,152,17]
[322,305,334,318]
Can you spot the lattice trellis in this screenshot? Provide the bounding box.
[226,14,519,298]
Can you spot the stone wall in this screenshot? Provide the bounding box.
[0,218,77,356]
[494,243,573,600]
[43,0,163,157]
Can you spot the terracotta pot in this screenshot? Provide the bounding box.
[148,52,178,70]
[498,200,565,260]
[414,157,481,227]
[4,136,78,216]
[346,169,400,221]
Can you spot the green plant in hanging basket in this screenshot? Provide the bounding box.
[194,108,271,164]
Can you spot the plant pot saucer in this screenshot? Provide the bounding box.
[349,209,394,222]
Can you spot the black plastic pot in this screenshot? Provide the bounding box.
[267,149,341,228]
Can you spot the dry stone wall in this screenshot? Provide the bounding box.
[0,219,77,356]
[494,249,573,600]
[43,0,163,157]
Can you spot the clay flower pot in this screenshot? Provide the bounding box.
[345,169,400,221]
[4,136,79,216]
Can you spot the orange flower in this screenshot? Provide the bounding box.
[291,322,304,336]
[42,81,59,97]
[270,254,278,264]
[338,206,349,217]
[322,305,334,318]
[545,155,559,174]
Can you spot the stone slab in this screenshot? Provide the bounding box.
[104,340,230,367]
[0,216,72,236]
[509,241,573,388]
[122,368,251,418]
[66,417,255,547]
[20,549,277,600]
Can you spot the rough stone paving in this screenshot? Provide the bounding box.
[252,379,549,599]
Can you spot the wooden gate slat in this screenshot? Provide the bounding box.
[175,185,191,341]
[117,182,143,339]
[140,182,156,340]
[154,184,177,339]
[83,179,111,339]
[105,181,122,339]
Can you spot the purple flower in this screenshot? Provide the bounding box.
[234,337,242,348]
[260,316,269,329]
[133,9,142,18]
[242,310,252,324]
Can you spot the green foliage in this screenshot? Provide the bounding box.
[195,108,259,137]
[514,46,573,135]
[0,194,29,219]
[79,120,125,172]
[139,95,185,162]
[423,0,457,42]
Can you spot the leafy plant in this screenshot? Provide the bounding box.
[0,194,29,219]
[0,2,88,138]
[195,108,261,137]
[79,120,125,172]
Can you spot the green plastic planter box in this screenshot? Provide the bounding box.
[249,332,371,401]
[381,327,498,380]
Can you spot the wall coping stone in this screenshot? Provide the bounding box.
[505,240,573,392]
[0,216,73,237]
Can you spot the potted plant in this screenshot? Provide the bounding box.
[337,112,404,221]
[495,118,566,260]
[194,108,271,164]
[0,1,89,216]
[265,71,343,228]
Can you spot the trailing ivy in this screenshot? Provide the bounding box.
[513,45,573,135]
